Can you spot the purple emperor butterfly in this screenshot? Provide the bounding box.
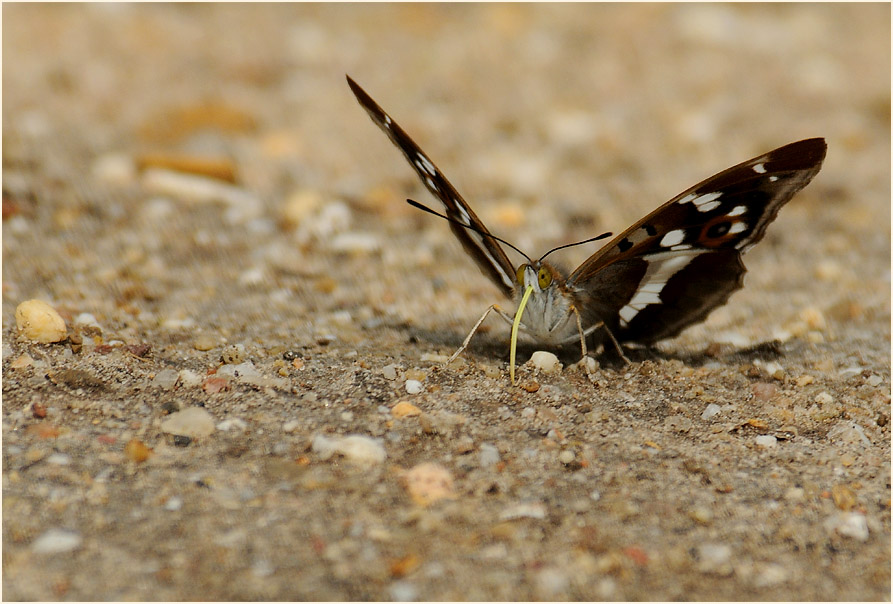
[347,76,826,383]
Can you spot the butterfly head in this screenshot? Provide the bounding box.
[516,262,556,294]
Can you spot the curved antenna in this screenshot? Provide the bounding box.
[406,199,612,264]
[406,199,532,262]
[537,231,612,262]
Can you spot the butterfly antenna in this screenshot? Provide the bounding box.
[538,231,612,263]
[406,199,532,262]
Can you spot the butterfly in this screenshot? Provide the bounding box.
[347,75,826,382]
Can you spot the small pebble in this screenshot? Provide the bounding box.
[382,364,399,380]
[282,420,300,433]
[795,375,815,387]
[9,353,35,370]
[752,382,778,401]
[216,361,260,381]
[193,334,217,351]
[391,401,421,418]
[164,496,183,511]
[815,391,834,405]
[221,344,247,364]
[124,439,153,463]
[153,368,179,390]
[177,369,202,387]
[388,580,418,602]
[831,484,857,511]
[330,232,382,254]
[312,433,386,465]
[558,450,575,465]
[405,379,423,394]
[826,512,869,541]
[46,453,70,465]
[160,407,216,439]
[755,435,777,448]
[695,543,732,573]
[402,462,456,506]
[701,403,722,420]
[530,350,561,373]
[217,418,248,432]
[690,505,714,525]
[800,307,826,331]
[867,374,882,387]
[753,563,789,588]
[453,436,475,455]
[479,443,501,467]
[31,529,82,554]
[500,501,547,520]
[15,300,67,343]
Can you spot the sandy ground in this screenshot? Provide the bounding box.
[2,4,890,601]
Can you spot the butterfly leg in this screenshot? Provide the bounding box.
[600,324,631,365]
[446,304,503,365]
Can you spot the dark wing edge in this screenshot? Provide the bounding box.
[569,138,827,284]
[346,75,517,296]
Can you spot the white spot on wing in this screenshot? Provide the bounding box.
[729,222,747,234]
[416,153,436,176]
[618,252,699,326]
[728,205,747,217]
[769,175,778,182]
[425,177,438,191]
[680,191,722,213]
[660,229,685,247]
[384,115,392,126]
[753,163,766,173]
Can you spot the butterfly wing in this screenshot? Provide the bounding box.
[568,138,827,343]
[347,76,517,297]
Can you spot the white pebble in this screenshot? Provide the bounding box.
[558,450,575,465]
[499,501,547,520]
[382,364,398,380]
[73,313,100,328]
[337,434,387,465]
[31,528,82,554]
[405,379,423,394]
[46,453,71,465]
[696,543,732,573]
[701,403,722,420]
[282,420,300,433]
[755,435,777,448]
[330,232,381,254]
[479,443,501,467]
[389,580,418,602]
[530,350,561,373]
[826,512,869,541]
[154,368,179,390]
[160,407,216,438]
[178,369,202,387]
[753,563,789,588]
[216,361,259,380]
[216,418,247,432]
[164,496,183,511]
[312,433,386,465]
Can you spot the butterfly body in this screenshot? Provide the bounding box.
[347,75,826,364]
[513,261,582,346]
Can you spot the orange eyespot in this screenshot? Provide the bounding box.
[538,267,552,289]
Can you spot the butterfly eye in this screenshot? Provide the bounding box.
[516,265,527,285]
[538,267,552,289]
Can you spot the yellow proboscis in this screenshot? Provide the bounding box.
[510,285,534,385]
